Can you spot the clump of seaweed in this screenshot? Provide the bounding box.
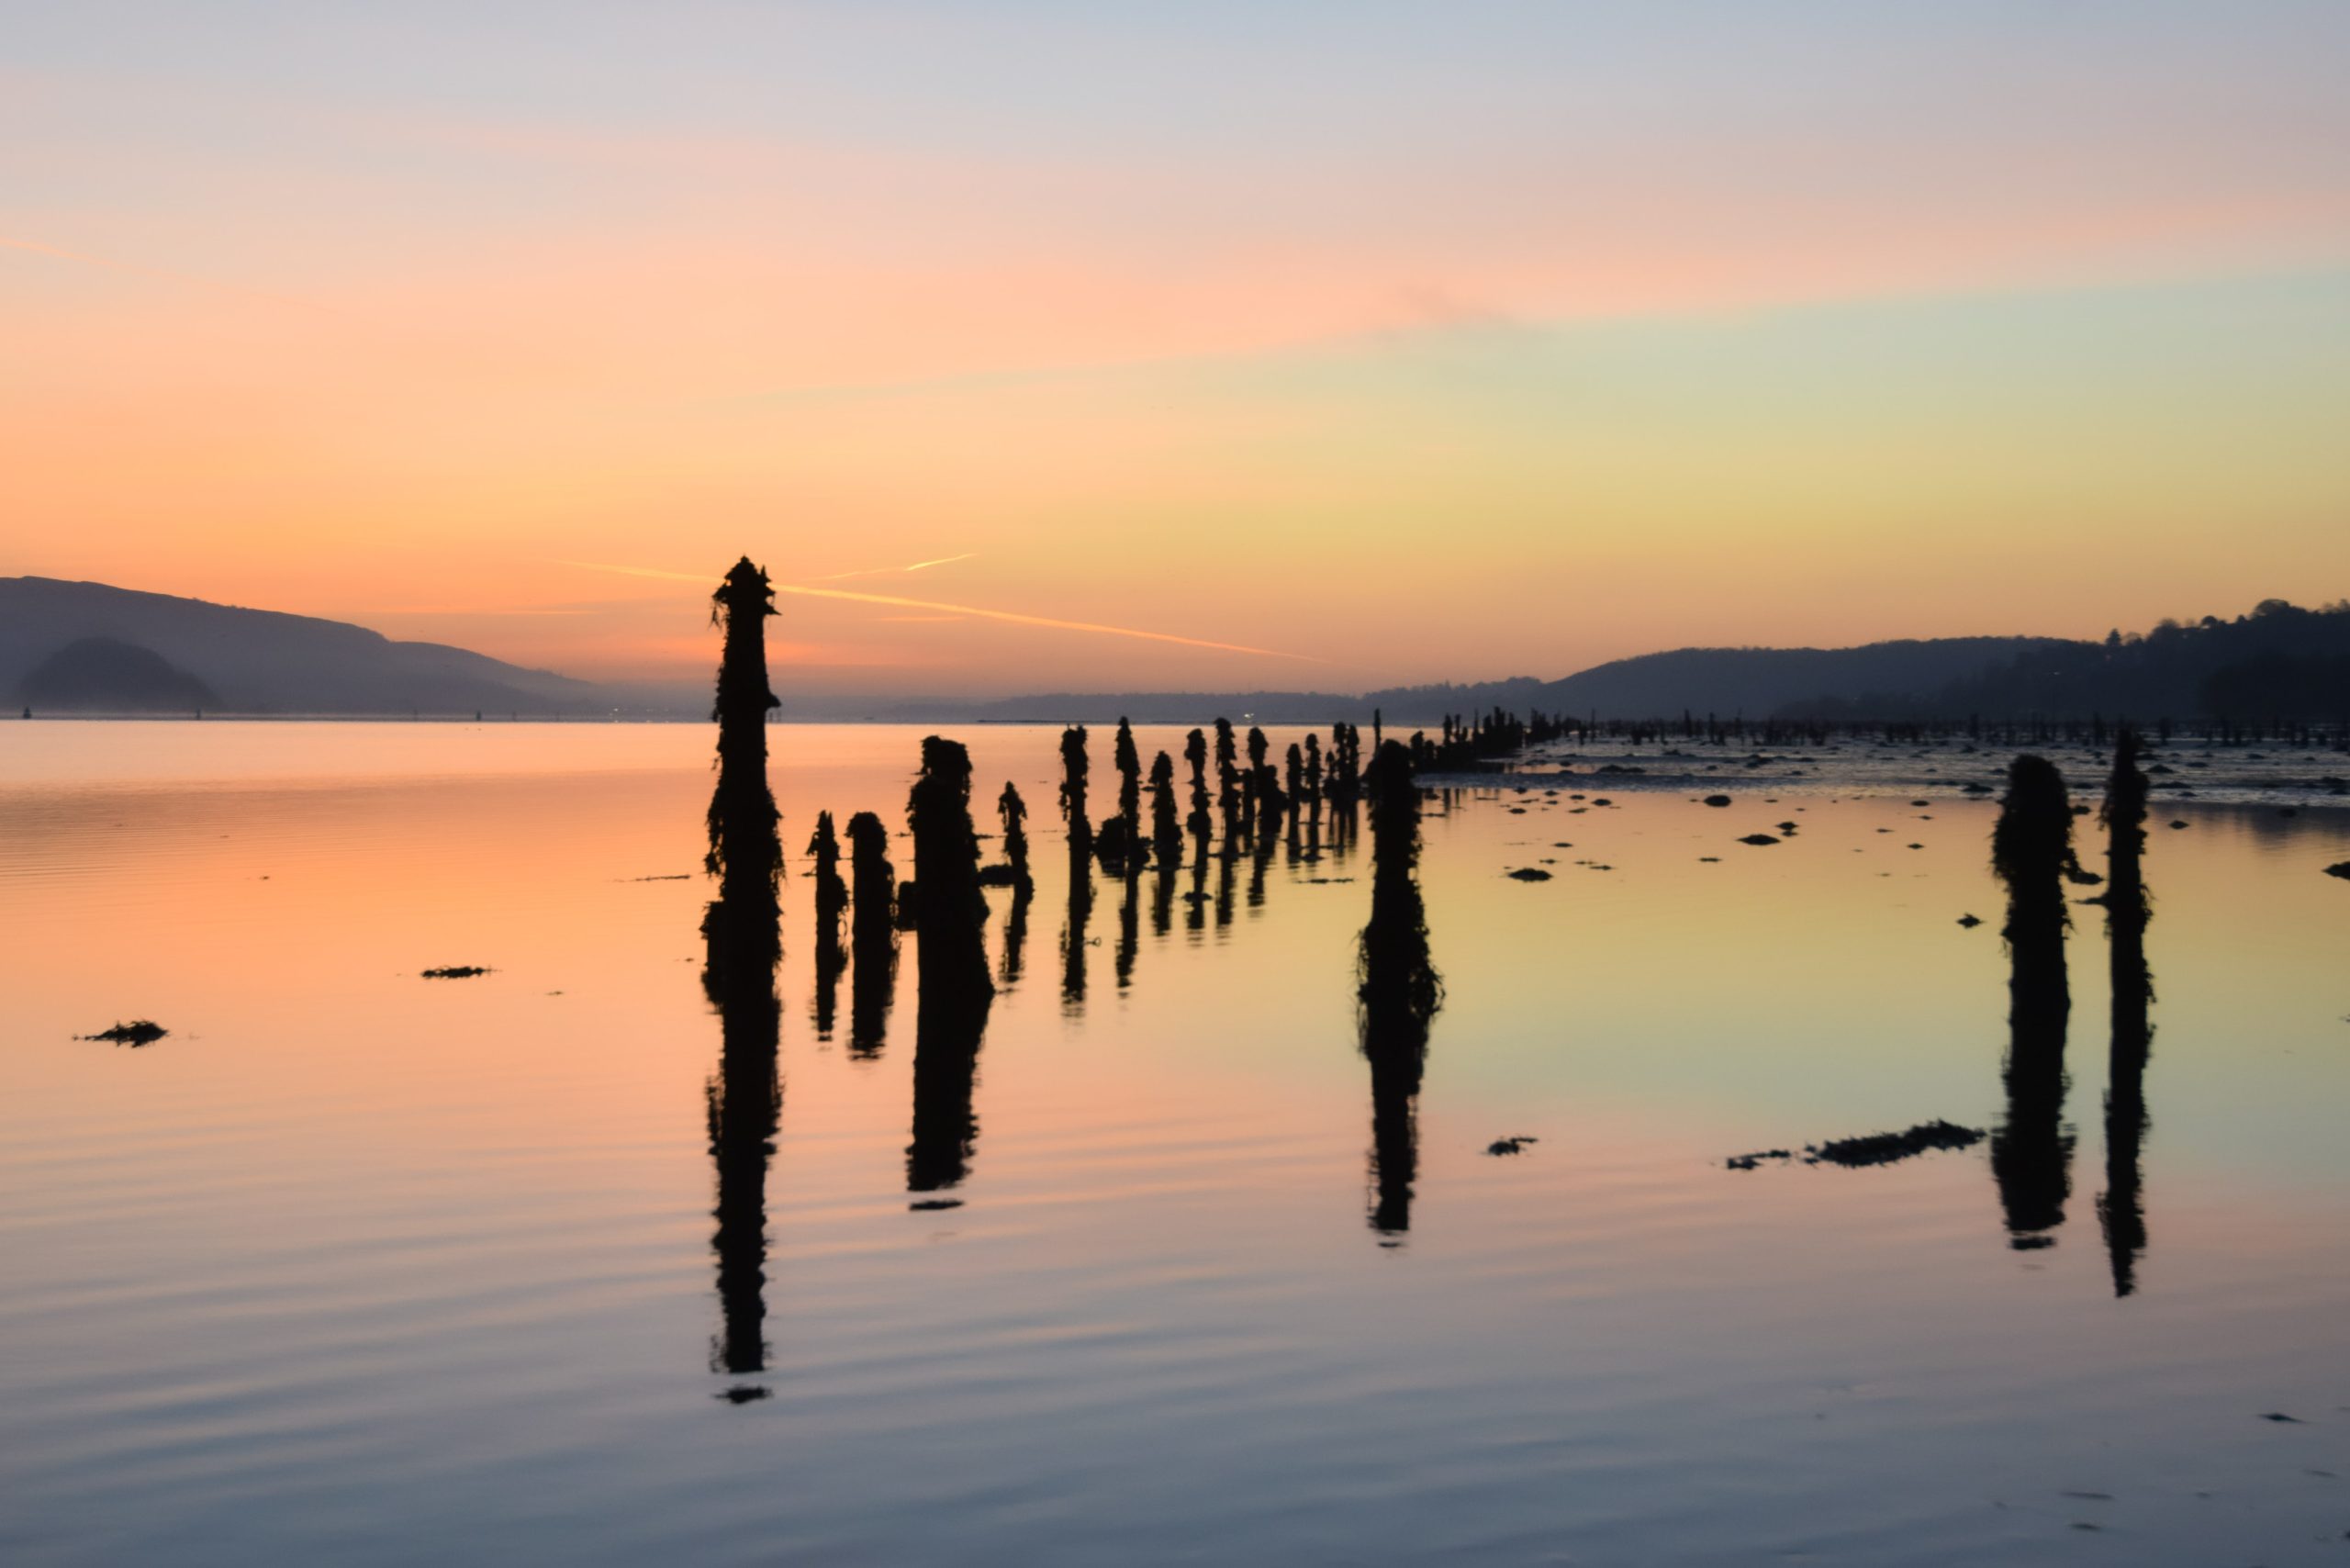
[421,966,492,980]
[84,1020,168,1047]
[1811,1120,1983,1168]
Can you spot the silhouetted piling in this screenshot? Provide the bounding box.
[905,736,994,1194]
[1214,718,1245,855]
[1989,756,2076,1248]
[846,810,898,1059]
[1113,717,1144,869]
[1060,724,1092,869]
[998,781,1032,892]
[1149,750,1184,868]
[702,558,783,991]
[908,737,992,996]
[808,812,847,1040]
[1304,733,1325,830]
[1326,722,1362,843]
[1183,728,1214,857]
[1359,740,1439,1238]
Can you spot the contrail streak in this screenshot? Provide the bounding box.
[811,552,978,582]
[558,559,1322,663]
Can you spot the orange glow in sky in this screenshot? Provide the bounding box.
[6,5,2349,692]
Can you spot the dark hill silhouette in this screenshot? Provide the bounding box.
[17,637,220,711]
[1919,599,2350,722]
[1,577,612,716]
[1529,638,2064,720]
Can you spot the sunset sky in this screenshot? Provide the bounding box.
[7,2,2349,693]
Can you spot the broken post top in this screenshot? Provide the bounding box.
[1991,755,2077,889]
[711,557,780,722]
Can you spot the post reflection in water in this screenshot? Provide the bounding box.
[1987,756,2079,1249]
[2099,731,2155,1297]
[1358,741,1440,1241]
[1115,865,1140,990]
[1061,863,1092,1013]
[705,927,780,1389]
[905,737,995,1198]
[1151,861,1176,940]
[1000,879,1032,991]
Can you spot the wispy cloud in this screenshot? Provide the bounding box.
[558,559,1323,663]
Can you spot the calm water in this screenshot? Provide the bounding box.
[6,722,2349,1566]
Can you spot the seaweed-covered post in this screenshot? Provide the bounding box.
[1246,726,1271,843]
[996,781,1034,989]
[2099,727,2154,1295]
[998,781,1032,892]
[807,812,848,1040]
[1059,725,1092,869]
[1326,721,1362,844]
[906,736,995,1194]
[908,736,993,996]
[1988,755,2079,1249]
[1358,739,1440,1238]
[809,811,848,935]
[703,557,783,989]
[1304,733,1325,829]
[1184,727,1214,860]
[845,810,899,1059]
[1114,718,1144,868]
[1214,718,1246,855]
[1148,750,1184,869]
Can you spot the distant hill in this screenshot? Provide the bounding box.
[17,636,221,712]
[1,577,617,716]
[12,576,2339,723]
[1530,637,2066,720]
[1913,599,2350,722]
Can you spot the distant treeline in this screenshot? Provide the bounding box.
[1785,599,2350,723]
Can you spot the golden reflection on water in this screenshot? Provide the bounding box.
[6,722,2350,1565]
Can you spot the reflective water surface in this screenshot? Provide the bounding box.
[6,722,2350,1566]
